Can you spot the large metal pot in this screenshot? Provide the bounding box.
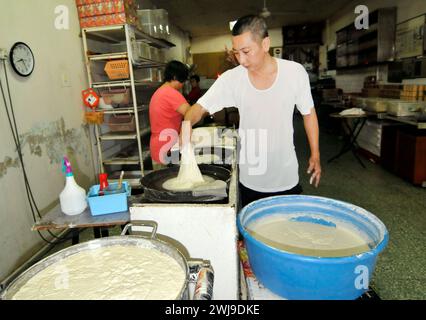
[1,221,213,300]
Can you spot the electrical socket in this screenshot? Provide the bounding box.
[61,73,71,87]
[0,48,7,60]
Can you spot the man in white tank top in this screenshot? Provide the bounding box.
[184,15,321,207]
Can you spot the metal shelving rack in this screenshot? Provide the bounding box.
[81,24,174,187]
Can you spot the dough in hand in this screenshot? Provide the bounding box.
[162,143,206,191]
[178,142,205,184]
[195,153,221,164]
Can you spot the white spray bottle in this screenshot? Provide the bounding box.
[59,156,87,215]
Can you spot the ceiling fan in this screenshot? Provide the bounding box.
[259,1,272,18]
[259,0,306,18]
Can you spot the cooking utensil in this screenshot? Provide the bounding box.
[141,164,231,203]
[117,170,124,189]
[1,221,214,300]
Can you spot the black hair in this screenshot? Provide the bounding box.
[164,60,189,83]
[190,74,200,83]
[231,14,269,40]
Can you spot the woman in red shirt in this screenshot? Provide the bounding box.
[149,60,190,168]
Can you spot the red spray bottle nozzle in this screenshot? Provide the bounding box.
[99,173,108,196]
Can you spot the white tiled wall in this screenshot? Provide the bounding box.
[335,65,389,93]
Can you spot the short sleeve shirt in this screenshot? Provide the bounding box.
[197,58,314,192]
[149,86,187,163]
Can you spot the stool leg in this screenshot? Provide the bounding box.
[101,227,109,237]
[93,227,101,238]
[350,118,367,168]
[329,117,367,168]
[328,119,353,163]
[71,229,80,245]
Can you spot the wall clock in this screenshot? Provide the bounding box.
[10,42,35,77]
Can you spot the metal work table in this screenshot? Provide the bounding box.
[382,114,426,129]
[360,110,426,129]
[32,202,132,244]
[328,112,368,168]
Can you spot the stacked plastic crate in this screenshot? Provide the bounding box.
[137,9,170,41]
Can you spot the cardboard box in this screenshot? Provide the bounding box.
[79,12,139,28]
[362,88,381,97]
[76,0,136,18]
[76,0,135,7]
[76,0,105,5]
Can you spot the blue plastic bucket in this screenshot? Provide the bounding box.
[237,195,388,300]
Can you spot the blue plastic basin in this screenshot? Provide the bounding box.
[237,195,388,300]
[87,182,130,216]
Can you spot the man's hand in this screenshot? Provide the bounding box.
[179,103,209,148]
[303,108,321,188]
[307,156,321,187]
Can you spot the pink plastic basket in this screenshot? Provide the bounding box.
[106,114,135,132]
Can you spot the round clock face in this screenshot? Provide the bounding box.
[10,42,35,77]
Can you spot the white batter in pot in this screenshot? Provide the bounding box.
[12,245,186,300]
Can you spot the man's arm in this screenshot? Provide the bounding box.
[303,107,321,187]
[180,103,209,146]
[184,103,207,125]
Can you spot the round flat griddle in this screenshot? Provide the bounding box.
[141,164,231,203]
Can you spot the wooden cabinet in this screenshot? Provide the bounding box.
[395,14,426,60]
[381,125,426,185]
[388,57,426,82]
[381,125,399,172]
[396,129,426,185]
[336,7,396,69]
[283,23,323,45]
